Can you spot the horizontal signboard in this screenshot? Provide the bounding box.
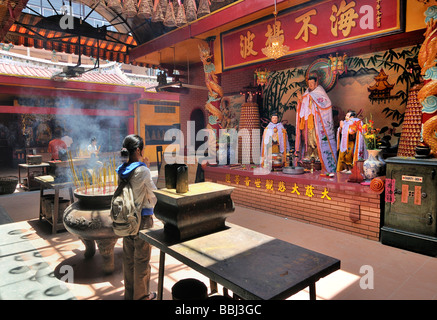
[221,0,402,70]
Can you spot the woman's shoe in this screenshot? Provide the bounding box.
[145,292,157,300]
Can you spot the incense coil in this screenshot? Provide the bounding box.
[370,176,385,194]
[185,0,197,21]
[163,1,176,27]
[151,0,164,22]
[137,0,153,19]
[175,2,187,27]
[197,0,210,17]
[418,79,437,103]
[107,0,122,13]
[123,0,137,17]
[423,114,437,155]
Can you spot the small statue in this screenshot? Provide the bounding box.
[261,113,289,168]
[336,110,366,173]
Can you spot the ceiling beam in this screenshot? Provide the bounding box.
[129,0,294,63]
[0,0,28,41]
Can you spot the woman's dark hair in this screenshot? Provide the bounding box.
[91,137,97,143]
[121,134,144,157]
[54,127,63,139]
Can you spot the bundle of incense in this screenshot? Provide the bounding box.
[112,157,118,186]
[108,161,114,191]
[81,169,87,194]
[99,168,103,190]
[87,171,90,193]
[68,151,80,188]
[108,162,112,188]
[67,152,75,186]
[91,169,96,194]
[103,166,106,194]
[98,168,102,192]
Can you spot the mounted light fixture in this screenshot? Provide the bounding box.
[255,68,270,86]
[329,53,347,75]
[261,0,289,60]
[60,1,68,15]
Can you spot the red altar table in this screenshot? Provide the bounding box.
[204,165,382,241]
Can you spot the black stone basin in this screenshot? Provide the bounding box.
[153,182,235,241]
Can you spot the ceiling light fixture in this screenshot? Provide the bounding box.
[261,0,289,60]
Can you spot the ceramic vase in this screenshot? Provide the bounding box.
[363,149,383,180]
[377,148,386,175]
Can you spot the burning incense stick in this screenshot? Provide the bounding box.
[68,151,80,188]
[81,169,87,193]
[72,156,120,195]
[103,166,106,194]
[113,157,118,186]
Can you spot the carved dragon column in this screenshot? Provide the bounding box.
[199,41,224,161]
[419,6,437,155]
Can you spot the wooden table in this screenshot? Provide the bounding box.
[35,175,75,234]
[139,223,341,300]
[18,163,50,191]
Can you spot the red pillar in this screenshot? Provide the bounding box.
[128,102,135,134]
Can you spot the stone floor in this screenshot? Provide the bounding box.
[1,169,437,300]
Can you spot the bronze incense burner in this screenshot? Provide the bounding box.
[63,186,119,275]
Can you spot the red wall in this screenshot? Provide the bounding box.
[179,63,208,151]
[178,30,424,149]
[205,167,381,241]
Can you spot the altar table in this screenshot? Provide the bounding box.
[139,222,340,300]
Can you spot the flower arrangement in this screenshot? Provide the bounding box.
[359,116,381,150]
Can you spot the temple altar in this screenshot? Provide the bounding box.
[204,165,381,241]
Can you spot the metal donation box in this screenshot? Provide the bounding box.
[381,157,437,256]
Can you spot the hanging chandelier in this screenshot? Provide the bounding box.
[261,0,289,60]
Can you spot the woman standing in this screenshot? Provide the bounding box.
[116,134,157,300]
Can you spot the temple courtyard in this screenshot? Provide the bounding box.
[1,169,437,300]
